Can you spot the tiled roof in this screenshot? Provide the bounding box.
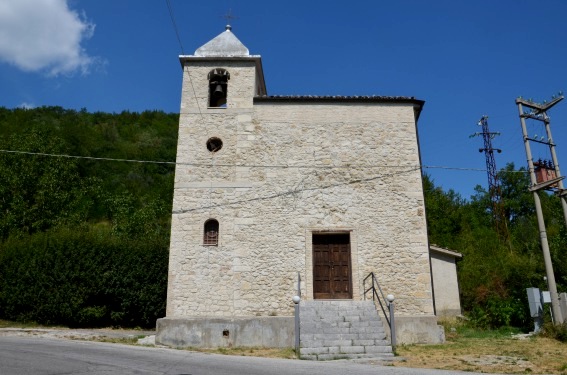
[430,245,463,258]
[254,95,423,103]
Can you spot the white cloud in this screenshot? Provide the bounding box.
[0,0,98,76]
[18,102,35,109]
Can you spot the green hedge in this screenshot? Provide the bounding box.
[0,227,168,328]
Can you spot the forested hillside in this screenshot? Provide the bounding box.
[0,106,178,327]
[0,106,565,329]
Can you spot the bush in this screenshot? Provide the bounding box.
[467,296,528,329]
[0,226,168,328]
[540,322,567,342]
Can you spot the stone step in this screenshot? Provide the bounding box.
[298,300,393,361]
[301,315,383,323]
[300,332,387,341]
[300,322,383,330]
[301,353,395,361]
[301,338,390,347]
[300,345,392,355]
[301,312,385,326]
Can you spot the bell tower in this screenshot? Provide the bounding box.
[166,26,267,322]
[178,25,266,113]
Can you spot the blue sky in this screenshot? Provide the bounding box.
[1,0,566,199]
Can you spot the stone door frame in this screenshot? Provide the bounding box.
[304,227,361,301]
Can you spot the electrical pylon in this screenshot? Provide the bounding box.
[471,116,510,243]
[516,93,566,324]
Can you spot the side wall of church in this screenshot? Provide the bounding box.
[166,61,433,318]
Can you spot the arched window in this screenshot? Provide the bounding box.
[203,219,219,246]
[208,68,230,108]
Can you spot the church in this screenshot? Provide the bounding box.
[156,26,442,353]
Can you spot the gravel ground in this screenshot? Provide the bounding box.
[0,327,155,342]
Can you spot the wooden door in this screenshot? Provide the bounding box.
[312,233,352,299]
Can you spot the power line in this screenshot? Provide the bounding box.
[165,0,185,55]
[173,167,422,214]
[0,149,175,165]
[164,0,205,120]
[183,66,205,121]
[423,165,504,172]
[0,148,530,173]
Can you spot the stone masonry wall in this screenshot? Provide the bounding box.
[166,60,433,319]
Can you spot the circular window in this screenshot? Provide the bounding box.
[206,137,223,152]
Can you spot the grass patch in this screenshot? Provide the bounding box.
[83,335,144,345]
[439,317,521,340]
[394,321,567,374]
[0,319,66,329]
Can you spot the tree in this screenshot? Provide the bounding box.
[423,174,465,248]
[423,164,567,329]
[0,128,98,239]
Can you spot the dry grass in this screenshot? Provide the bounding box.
[90,335,297,359]
[193,346,297,359]
[70,335,144,345]
[0,319,63,329]
[393,321,567,374]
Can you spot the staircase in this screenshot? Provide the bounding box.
[299,300,394,361]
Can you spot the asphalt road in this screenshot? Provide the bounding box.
[0,336,489,375]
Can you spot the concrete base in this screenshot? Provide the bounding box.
[435,308,463,317]
[394,316,445,344]
[156,317,294,348]
[560,293,567,323]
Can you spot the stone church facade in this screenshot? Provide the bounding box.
[156,27,440,348]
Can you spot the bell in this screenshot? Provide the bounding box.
[213,84,224,97]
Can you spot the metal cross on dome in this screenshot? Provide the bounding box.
[222,9,238,29]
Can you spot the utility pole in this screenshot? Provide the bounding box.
[470,116,510,244]
[516,93,565,324]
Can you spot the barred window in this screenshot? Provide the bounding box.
[203,219,219,246]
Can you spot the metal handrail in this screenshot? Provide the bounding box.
[363,272,390,326]
[294,272,301,357]
[363,272,396,348]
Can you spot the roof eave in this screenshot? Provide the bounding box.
[429,245,463,259]
[179,55,263,66]
[254,96,424,123]
[254,95,424,108]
